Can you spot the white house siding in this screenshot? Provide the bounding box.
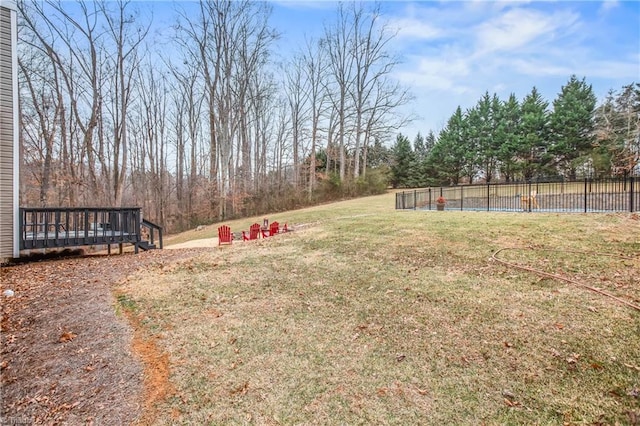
[0,0,18,261]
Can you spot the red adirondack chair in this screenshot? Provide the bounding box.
[218,225,232,245]
[269,221,279,236]
[249,223,261,240]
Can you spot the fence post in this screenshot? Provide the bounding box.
[487,183,490,211]
[414,190,417,210]
[631,176,635,213]
[528,180,532,212]
[428,188,432,210]
[460,186,464,211]
[584,178,588,213]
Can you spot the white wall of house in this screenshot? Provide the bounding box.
[0,0,19,261]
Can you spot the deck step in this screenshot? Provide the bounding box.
[138,241,157,251]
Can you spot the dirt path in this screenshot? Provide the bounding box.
[165,238,219,249]
[0,249,204,425]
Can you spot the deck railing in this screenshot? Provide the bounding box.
[396,176,639,213]
[20,207,143,251]
[141,219,163,250]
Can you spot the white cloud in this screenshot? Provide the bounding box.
[599,0,619,15]
[473,8,580,56]
[395,69,472,94]
[388,17,441,40]
[511,59,575,77]
[394,55,473,93]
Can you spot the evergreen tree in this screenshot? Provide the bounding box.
[412,132,429,187]
[465,97,486,182]
[549,75,597,179]
[480,93,503,182]
[390,133,416,188]
[519,87,550,180]
[421,131,440,185]
[425,130,437,152]
[497,93,522,181]
[429,107,467,185]
[367,138,393,169]
[413,132,427,161]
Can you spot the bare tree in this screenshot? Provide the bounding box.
[18,0,107,203]
[174,0,276,219]
[17,42,63,206]
[323,3,356,181]
[348,3,399,178]
[99,0,149,206]
[283,54,308,189]
[301,37,329,196]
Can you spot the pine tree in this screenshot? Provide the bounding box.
[497,93,522,182]
[390,133,416,188]
[413,132,427,161]
[429,107,468,185]
[519,87,550,180]
[412,132,428,187]
[549,75,597,179]
[425,130,437,152]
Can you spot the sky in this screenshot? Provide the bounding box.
[267,0,640,140]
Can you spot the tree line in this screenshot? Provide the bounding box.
[17,0,410,233]
[391,78,640,188]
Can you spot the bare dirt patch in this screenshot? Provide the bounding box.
[165,237,219,249]
[1,249,205,425]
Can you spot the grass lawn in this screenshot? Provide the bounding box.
[118,192,640,425]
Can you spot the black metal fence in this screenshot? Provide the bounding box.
[396,176,639,213]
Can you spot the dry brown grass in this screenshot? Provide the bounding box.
[118,192,640,424]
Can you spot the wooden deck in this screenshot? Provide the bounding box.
[20,207,162,253]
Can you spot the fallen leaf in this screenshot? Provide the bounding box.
[415,387,428,395]
[59,331,77,343]
[230,381,249,396]
[504,398,520,407]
